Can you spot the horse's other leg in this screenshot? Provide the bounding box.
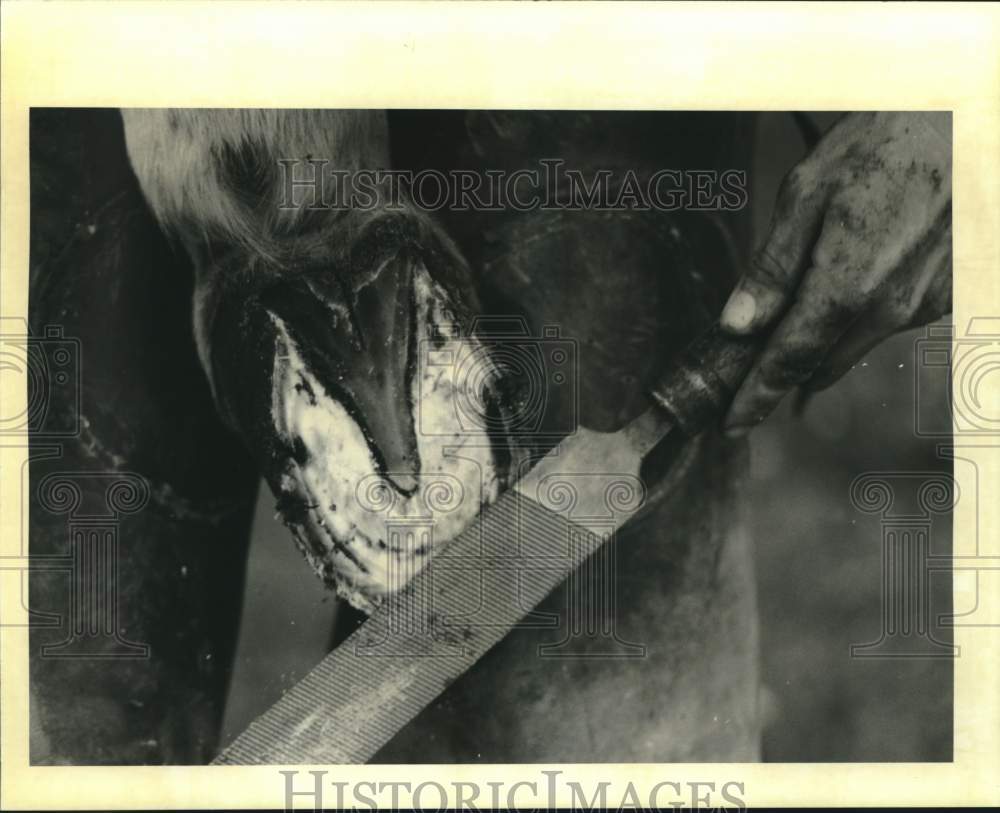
[374,110,762,762]
[29,109,259,764]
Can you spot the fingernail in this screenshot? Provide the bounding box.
[723,424,751,440]
[721,288,757,332]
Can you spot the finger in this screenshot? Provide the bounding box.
[803,316,896,393]
[722,259,865,435]
[805,229,952,393]
[721,163,830,335]
[894,220,952,328]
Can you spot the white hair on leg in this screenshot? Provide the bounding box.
[120,108,390,260]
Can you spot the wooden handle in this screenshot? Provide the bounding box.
[649,324,763,437]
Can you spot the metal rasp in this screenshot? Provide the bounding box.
[213,324,761,765]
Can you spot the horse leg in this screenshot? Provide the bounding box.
[29,109,259,764]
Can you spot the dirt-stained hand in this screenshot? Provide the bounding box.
[720,111,952,437]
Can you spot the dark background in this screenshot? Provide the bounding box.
[220,112,954,761]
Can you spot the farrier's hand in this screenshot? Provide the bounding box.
[721,112,952,436]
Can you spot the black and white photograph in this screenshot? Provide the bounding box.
[27,106,956,768]
[2,3,998,811]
